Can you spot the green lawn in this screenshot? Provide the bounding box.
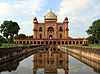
[1,44,100,48]
[0,43,32,47]
[88,45,100,47]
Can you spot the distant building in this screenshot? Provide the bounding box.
[33,9,69,39]
[14,9,88,45]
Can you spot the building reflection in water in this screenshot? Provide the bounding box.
[33,47,69,74]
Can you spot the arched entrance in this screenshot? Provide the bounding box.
[37,41,40,44]
[30,41,33,44]
[23,41,25,44]
[65,41,68,44]
[53,41,56,45]
[47,27,54,32]
[49,35,52,39]
[62,41,64,44]
[76,41,79,44]
[58,41,60,44]
[34,41,36,44]
[41,41,44,44]
[49,41,52,45]
[47,27,54,39]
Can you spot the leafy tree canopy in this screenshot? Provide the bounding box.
[27,35,33,38]
[0,21,20,43]
[0,35,7,43]
[86,19,100,44]
[14,34,33,39]
[68,36,72,39]
[87,36,98,44]
[14,34,27,39]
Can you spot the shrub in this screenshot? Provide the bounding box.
[29,44,32,46]
[82,44,89,46]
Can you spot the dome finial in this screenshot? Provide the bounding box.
[65,17,68,20]
[44,9,57,21]
[50,8,52,12]
[34,17,37,21]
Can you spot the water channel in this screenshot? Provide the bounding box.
[0,47,100,74]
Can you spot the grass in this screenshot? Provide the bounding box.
[88,45,100,47]
[0,43,32,47]
[1,43,100,48]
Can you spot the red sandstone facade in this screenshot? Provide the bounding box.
[14,9,88,45]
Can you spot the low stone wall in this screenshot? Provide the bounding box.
[58,45,100,64]
[65,46,100,63]
[0,45,42,64]
[70,51,100,72]
[0,46,35,51]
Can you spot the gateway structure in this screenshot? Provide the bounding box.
[14,9,88,45]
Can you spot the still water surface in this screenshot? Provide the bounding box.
[0,48,100,74]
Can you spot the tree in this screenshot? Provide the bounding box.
[0,35,7,43]
[14,34,27,39]
[27,35,33,38]
[68,36,72,39]
[87,36,98,44]
[86,19,100,45]
[0,21,20,44]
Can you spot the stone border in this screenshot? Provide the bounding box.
[64,45,100,50]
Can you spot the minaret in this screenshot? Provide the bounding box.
[33,17,38,39]
[64,17,69,38]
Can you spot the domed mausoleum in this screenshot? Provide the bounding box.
[14,9,88,45]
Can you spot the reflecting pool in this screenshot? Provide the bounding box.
[0,47,100,74]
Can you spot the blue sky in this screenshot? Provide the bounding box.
[0,0,100,38]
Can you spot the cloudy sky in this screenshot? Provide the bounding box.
[0,0,100,38]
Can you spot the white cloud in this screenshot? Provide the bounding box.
[57,0,100,37]
[19,21,33,35]
[14,0,47,15]
[0,2,14,15]
[69,30,88,38]
[58,0,100,21]
[20,21,32,26]
[0,0,47,16]
[58,0,92,16]
[19,29,33,36]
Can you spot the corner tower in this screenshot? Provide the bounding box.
[64,17,69,38]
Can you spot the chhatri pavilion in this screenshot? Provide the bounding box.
[14,9,88,45]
